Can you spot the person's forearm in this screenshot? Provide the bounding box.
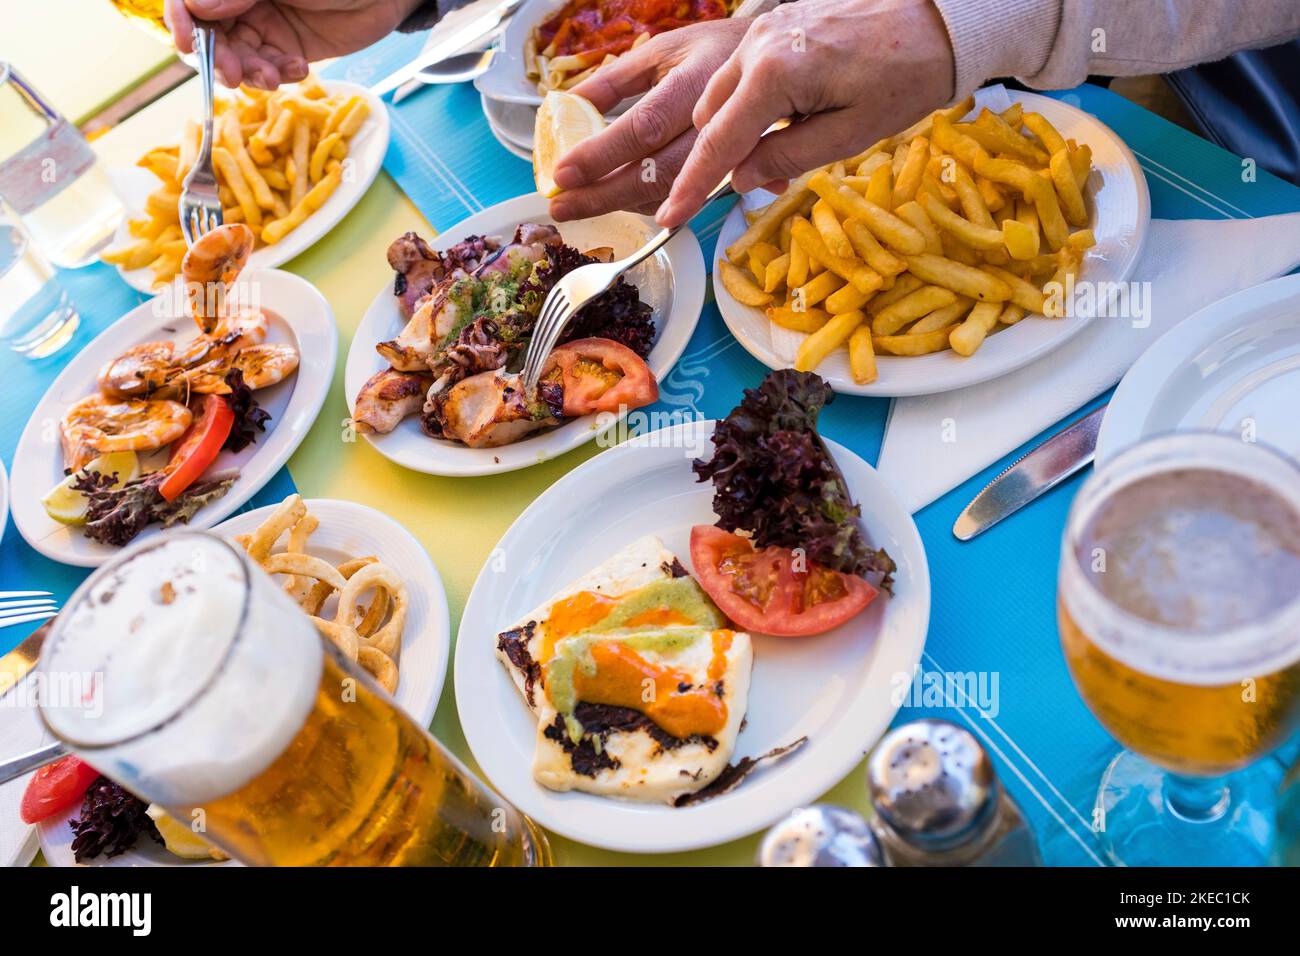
[931,0,1300,95]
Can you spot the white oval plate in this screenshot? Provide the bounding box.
[108,80,390,294]
[1096,272,1300,466]
[11,268,337,567]
[37,496,451,867]
[345,191,705,477]
[455,418,930,853]
[713,90,1151,397]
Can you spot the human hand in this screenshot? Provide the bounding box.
[656,0,956,228]
[547,17,753,221]
[165,0,420,89]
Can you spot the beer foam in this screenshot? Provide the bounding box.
[40,533,322,806]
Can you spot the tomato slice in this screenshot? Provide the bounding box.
[542,337,657,417]
[19,755,100,824]
[689,525,877,637]
[159,393,234,502]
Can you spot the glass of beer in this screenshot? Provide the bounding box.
[37,530,551,867]
[1058,432,1300,866]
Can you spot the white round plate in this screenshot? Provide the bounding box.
[455,419,930,853]
[37,496,452,867]
[11,268,337,567]
[1096,272,1300,466]
[475,0,587,108]
[482,92,536,158]
[108,80,390,294]
[345,191,705,476]
[713,89,1151,397]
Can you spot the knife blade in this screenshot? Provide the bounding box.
[0,618,53,702]
[952,405,1106,541]
[369,0,525,98]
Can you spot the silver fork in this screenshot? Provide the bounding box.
[178,25,223,246]
[521,174,736,390]
[0,595,57,630]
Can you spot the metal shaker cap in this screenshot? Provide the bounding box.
[757,805,883,866]
[867,719,996,850]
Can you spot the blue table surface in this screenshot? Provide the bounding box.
[4,29,1299,865]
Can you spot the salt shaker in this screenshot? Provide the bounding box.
[757,805,883,866]
[866,718,1041,866]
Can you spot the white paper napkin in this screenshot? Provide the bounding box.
[0,677,54,868]
[876,213,1300,513]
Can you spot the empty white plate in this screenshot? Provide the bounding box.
[455,419,930,853]
[1096,272,1300,465]
[713,89,1151,397]
[344,191,705,476]
[11,268,337,567]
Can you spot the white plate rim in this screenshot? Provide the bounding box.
[454,418,931,853]
[35,497,451,867]
[344,191,705,477]
[474,0,590,107]
[1095,272,1300,465]
[712,89,1152,397]
[10,268,337,567]
[110,79,390,294]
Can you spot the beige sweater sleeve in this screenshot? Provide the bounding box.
[932,0,1300,97]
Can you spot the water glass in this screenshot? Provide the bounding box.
[0,222,79,357]
[0,63,124,268]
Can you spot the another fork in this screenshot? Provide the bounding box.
[521,173,737,391]
[0,594,57,630]
[178,25,223,246]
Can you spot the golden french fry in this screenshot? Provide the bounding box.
[891,136,929,208]
[791,217,881,295]
[260,167,290,191]
[893,200,943,255]
[177,120,201,183]
[220,111,276,210]
[932,114,990,170]
[725,167,822,262]
[787,239,810,289]
[335,98,371,138]
[999,303,1027,325]
[763,253,790,293]
[873,285,958,335]
[264,160,341,244]
[795,310,864,371]
[971,108,1049,163]
[873,324,957,356]
[212,146,263,229]
[848,325,877,384]
[904,253,1011,302]
[767,305,829,333]
[1067,228,1096,252]
[1049,148,1088,226]
[982,264,1047,314]
[918,191,1004,250]
[812,199,854,259]
[865,161,893,208]
[310,132,341,183]
[808,170,926,255]
[949,301,1004,356]
[793,269,845,309]
[842,218,905,277]
[718,259,775,307]
[1069,143,1093,190]
[1023,111,1067,156]
[101,238,158,270]
[865,273,924,314]
[1002,218,1040,260]
[909,297,973,334]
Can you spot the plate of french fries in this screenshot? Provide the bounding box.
[215,495,450,727]
[712,89,1150,397]
[102,75,389,293]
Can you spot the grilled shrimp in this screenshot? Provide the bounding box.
[185,343,300,393]
[97,341,178,400]
[60,394,193,471]
[182,223,255,333]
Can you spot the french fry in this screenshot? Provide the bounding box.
[748,241,780,284]
[1049,148,1088,226]
[999,303,1027,325]
[262,162,341,244]
[873,285,958,335]
[1069,143,1093,190]
[982,264,1047,314]
[767,305,829,333]
[904,253,1012,302]
[947,159,995,227]
[1067,228,1096,252]
[725,167,820,262]
[971,108,1049,163]
[893,200,943,255]
[1002,218,1040,260]
[793,270,846,309]
[812,199,854,259]
[918,191,1004,250]
[909,297,973,334]
[891,136,929,208]
[1022,111,1067,156]
[825,281,875,315]
[873,324,957,355]
[212,146,263,229]
[808,171,926,256]
[848,325,877,384]
[787,239,810,289]
[795,310,865,371]
[763,253,790,293]
[865,273,924,314]
[790,217,882,295]
[842,218,905,277]
[100,238,158,270]
[718,259,774,306]
[949,301,1004,356]
[865,161,893,208]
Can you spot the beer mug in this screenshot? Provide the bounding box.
[1058,432,1300,866]
[37,530,551,866]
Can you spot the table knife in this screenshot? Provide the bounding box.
[369,0,525,99]
[952,405,1107,541]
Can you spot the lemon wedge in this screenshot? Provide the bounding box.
[146,804,229,861]
[41,451,140,526]
[534,91,606,198]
